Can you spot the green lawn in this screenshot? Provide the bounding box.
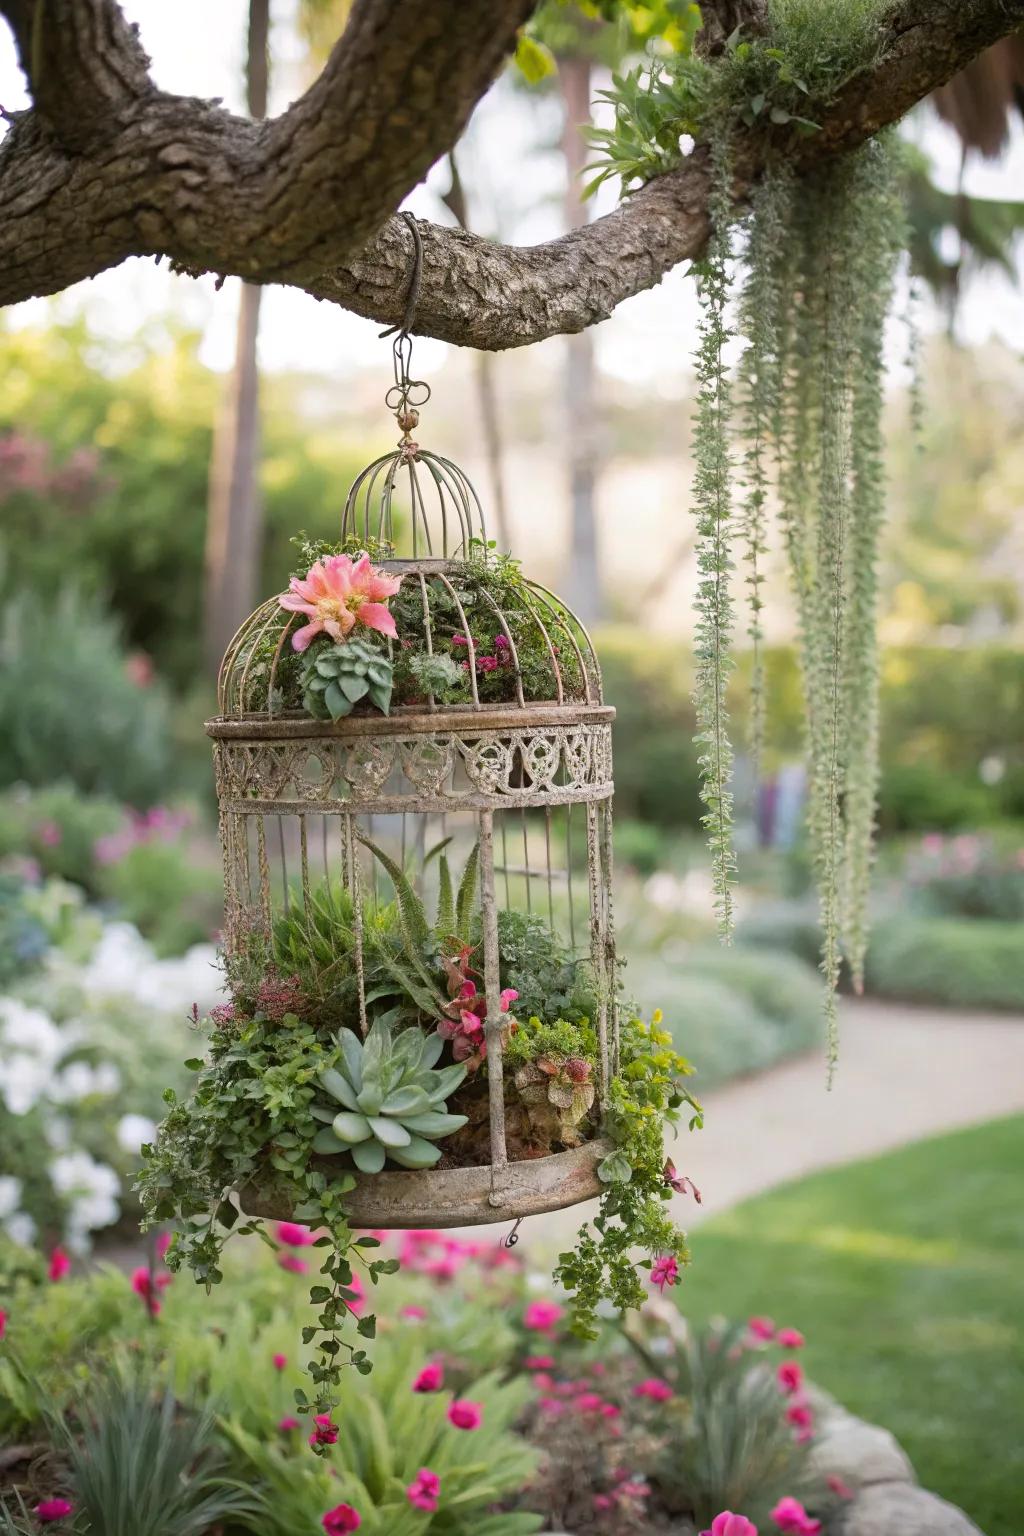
[676,1115,1024,1536]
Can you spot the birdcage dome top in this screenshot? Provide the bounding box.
[212,440,604,730]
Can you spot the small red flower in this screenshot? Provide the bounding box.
[412,1362,443,1393]
[322,1503,361,1533]
[309,1414,339,1448]
[747,1315,775,1341]
[650,1254,679,1292]
[35,1500,73,1524]
[273,1352,287,1371]
[632,1377,674,1402]
[406,1468,441,1513]
[446,1399,482,1430]
[777,1361,803,1396]
[47,1247,70,1283]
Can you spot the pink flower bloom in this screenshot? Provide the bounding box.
[131,1266,171,1316]
[309,1414,339,1448]
[47,1248,70,1283]
[632,1377,674,1402]
[279,1254,309,1275]
[476,655,499,672]
[278,1416,300,1432]
[650,1254,679,1292]
[322,1503,362,1534]
[776,1327,805,1350]
[156,1231,173,1259]
[600,1402,621,1419]
[34,1499,73,1524]
[451,633,469,646]
[525,1355,555,1370]
[524,1299,563,1333]
[279,553,402,651]
[747,1315,775,1341]
[777,1361,803,1396]
[593,1493,613,1512]
[401,1305,428,1321]
[0,1309,6,1341]
[273,1353,288,1371]
[663,1159,702,1202]
[826,1475,853,1500]
[494,635,510,651]
[769,1497,821,1534]
[276,1221,315,1247]
[35,820,62,847]
[406,1468,441,1514]
[575,1392,605,1414]
[446,1399,482,1430]
[412,1362,444,1393]
[700,1514,758,1536]
[499,988,519,1013]
[619,1481,651,1498]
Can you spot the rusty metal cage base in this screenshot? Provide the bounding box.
[240,1139,613,1230]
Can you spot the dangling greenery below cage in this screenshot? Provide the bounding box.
[140,351,700,1427]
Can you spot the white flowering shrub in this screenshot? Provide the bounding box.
[0,873,219,1252]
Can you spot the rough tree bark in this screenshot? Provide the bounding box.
[203,0,269,674]
[0,0,1022,350]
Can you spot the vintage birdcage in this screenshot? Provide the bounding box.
[206,328,618,1231]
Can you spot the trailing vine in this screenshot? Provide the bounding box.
[590,4,910,1070]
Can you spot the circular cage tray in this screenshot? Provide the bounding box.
[241,1138,612,1230]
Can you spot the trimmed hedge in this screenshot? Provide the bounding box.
[864,916,1024,1012]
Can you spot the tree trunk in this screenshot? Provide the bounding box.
[558,54,603,624]
[203,0,270,676]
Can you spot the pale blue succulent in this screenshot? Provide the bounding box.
[310,1019,468,1173]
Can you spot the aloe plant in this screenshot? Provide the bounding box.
[311,1019,468,1172]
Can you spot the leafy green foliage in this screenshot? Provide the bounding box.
[496,908,597,1024]
[301,638,394,720]
[0,580,173,805]
[864,915,1024,1011]
[310,1021,468,1171]
[52,1376,260,1536]
[624,1318,817,1528]
[555,1010,699,1337]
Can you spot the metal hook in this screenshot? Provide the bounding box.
[503,1216,524,1250]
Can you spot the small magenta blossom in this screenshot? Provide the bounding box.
[406,1469,441,1513]
[279,553,402,651]
[321,1503,362,1534]
[747,1315,775,1341]
[777,1361,803,1396]
[273,1353,287,1371]
[309,1414,339,1448]
[446,1399,483,1430]
[412,1362,444,1393]
[663,1159,702,1202]
[769,1496,822,1534]
[650,1254,679,1292]
[131,1266,171,1317]
[276,1221,315,1247]
[47,1247,70,1282]
[632,1377,674,1402]
[35,1500,73,1524]
[401,1305,428,1321]
[0,1308,6,1341]
[524,1354,555,1370]
[279,1254,309,1275]
[776,1327,805,1350]
[278,1416,300,1433]
[700,1514,758,1536]
[524,1299,563,1333]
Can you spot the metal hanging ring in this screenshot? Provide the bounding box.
[502,1216,524,1250]
[378,211,424,343]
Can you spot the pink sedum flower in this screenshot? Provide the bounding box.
[406,1468,441,1513]
[322,1503,361,1534]
[47,1247,70,1282]
[446,1399,483,1430]
[279,553,402,651]
[524,1299,563,1333]
[632,1377,674,1402]
[769,1496,822,1534]
[412,1362,444,1393]
[35,1500,73,1524]
[650,1254,679,1292]
[747,1315,775,1341]
[776,1327,805,1350]
[700,1514,758,1536]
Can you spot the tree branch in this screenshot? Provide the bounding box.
[0,0,1022,348]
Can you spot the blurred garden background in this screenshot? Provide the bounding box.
[1,2,1023,1534]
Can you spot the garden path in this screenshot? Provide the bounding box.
[513,997,1024,1254]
